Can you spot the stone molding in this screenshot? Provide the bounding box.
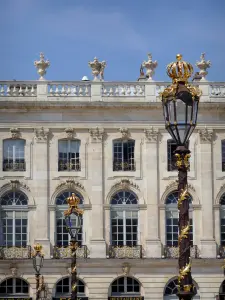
[119,127,130,139]
[112,178,140,191]
[64,127,76,139]
[56,179,84,191]
[34,127,49,142]
[0,180,31,192]
[89,127,104,142]
[198,127,213,143]
[144,126,161,143]
[10,127,21,139]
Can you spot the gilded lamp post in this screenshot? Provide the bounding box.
[64,193,84,300]
[161,54,202,300]
[32,243,44,300]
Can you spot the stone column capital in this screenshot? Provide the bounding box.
[144,127,161,143]
[34,127,49,143]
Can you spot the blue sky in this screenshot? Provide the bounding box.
[0,0,225,81]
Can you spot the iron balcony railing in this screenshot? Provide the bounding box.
[0,246,32,259]
[3,161,26,171]
[113,160,135,171]
[53,245,88,259]
[58,160,81,171]
[107,245,142,259]
[163,245,200,259]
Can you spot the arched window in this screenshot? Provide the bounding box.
[0,191,28,247]
[110,276,140,296]
[0,278,29,297]
[220,193,225,246]
[111,191,138,246]
[113,139,135,171]
[222,140,225,171]
[3,139,26,171]
[55,277,85,299]
[58,139,81,171]
[56,191,83,246]
[164,277,199,300]
[165,191,193,247]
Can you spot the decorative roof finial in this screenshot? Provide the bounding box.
[196,53,211,81]
[34,52,50,80]
[142,53,158,81]
[88,57,106,81]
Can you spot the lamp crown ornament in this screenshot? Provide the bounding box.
[142,52,158,81]
[167,54,193,83]
[34,52,50,80]
[64,193,84,217]
[33,243,42,253]
[196,52,211,80]
[88,57,106,81]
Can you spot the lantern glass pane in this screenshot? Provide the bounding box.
[33,254,43,273]
[168,100,175,124]
[176,99,187,123]
[192,101,199,124]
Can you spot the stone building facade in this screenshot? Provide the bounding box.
[0,57,225,299]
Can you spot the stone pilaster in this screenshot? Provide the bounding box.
[144,127,162,257]
[89,127,106,258]
[33,127,50,257]
[199,127,217,257]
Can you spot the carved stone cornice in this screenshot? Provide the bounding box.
[0,180,30,194]
[10,128,21,139]
[56,179,84,191]
[119,127,130,139]
[34,127,49,142]
[64,127,75,139]
[144,127,161,143]
[89,127,104,143]
[198,127,213,143]
[113,178,140,191]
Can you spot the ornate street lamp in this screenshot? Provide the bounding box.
[32,243,44,300]
[64,193,84,300]
[161,54,202,300]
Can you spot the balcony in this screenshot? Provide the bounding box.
[113,160,135,172]
[0,246,32,259]
[107,245,142,259]
[163,245,200,258]
[53,245,88,259]
[58,160,81,172]
[3,162,26,171]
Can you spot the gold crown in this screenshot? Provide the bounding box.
[67,193,80,207]
[167,54,193,83]
[33,243,42,252]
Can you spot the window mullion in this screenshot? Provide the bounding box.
[13,209,15,246]
[67,140,70,161]
[124,277,127,293]
[123,210,126,246]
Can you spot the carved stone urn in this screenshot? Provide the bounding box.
[34,52,50,80]
[88,57,106,81]
[142,53,158,81]
[196,53,211,80]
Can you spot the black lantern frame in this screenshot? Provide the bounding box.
[33,251,44,275]
[65,209,82,240]
[162,83,199,146]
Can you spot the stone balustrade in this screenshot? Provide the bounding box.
[0,81,224,102]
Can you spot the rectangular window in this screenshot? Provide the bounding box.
[58,140,81,171]
[1,211,27,247]
[113,140,135,171]
[111,210,138,246]
[166,210,193,247]
[222,140,225,172]
[3,139,26,171]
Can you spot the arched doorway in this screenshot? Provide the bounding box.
[164,277,200,300]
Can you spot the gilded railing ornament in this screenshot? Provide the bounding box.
[179,223,190,243]
[178,260,192,283]
[64,193,84,217]
[177,188,188,209]
[160,54,202,101]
